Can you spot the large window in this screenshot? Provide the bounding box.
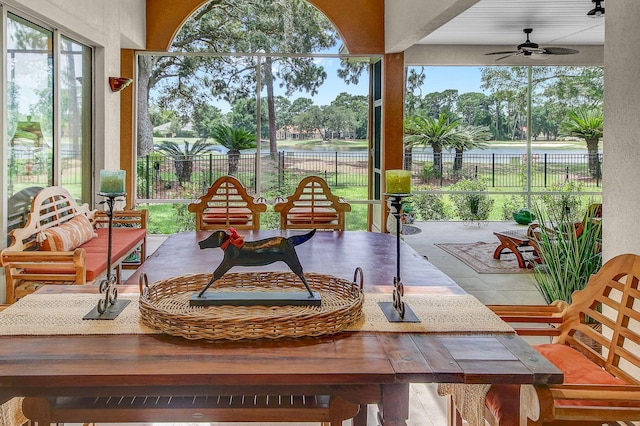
[6,12,92,207]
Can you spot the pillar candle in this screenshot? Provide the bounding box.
[100,170,126,195]
[385,170,411,194]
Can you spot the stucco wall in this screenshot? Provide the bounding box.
[602,0,640,261]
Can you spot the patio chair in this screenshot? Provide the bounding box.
[274,176,351,231]
[473,253,640,426]
[188,175,267,231]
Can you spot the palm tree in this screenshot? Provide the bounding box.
[448,125,491,171]
[404,112,466,176]
[156,139,212,186]
[560,107,603,178]
[210,124,256,175]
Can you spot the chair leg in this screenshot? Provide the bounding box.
[447,394,464,426]
[21,397,53,426]
[328,396,360,426]
[352,404,368,426]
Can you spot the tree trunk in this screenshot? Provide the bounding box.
[453,147,463,171]
[137,56,155,157]
[585,137,600,179]
[264,57,278,158]
[174,156,193,186]
[433,144,443,177]
[228,149,240,175]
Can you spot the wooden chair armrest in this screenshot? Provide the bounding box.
[488,302,568,336]
[549,383,640,401]
[1,249,83,265]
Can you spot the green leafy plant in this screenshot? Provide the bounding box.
[560,107,603,178]
[531,204,602,304]
[210,124,256,175]
[540,180,585,224]
[155,139,212,185]
[501,195,526,221]
[449,179,494,222]
[419,163,436,182]
[412,192,451,220]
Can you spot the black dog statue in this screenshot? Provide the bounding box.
[196,228,316,298]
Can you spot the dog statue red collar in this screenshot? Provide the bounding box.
[220,227,245,250]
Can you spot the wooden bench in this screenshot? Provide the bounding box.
[468,253,640,425]
[493,229,539,268]
[188,175,267,231]
[274,176,351,231]
[0,186,147,303]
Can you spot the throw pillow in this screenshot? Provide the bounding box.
[38,214,97,251]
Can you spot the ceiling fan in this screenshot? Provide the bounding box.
[485,28,580,61]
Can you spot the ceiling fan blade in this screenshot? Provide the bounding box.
[542,47,579,55]
[494,52,522,61]
[485,50,519,56]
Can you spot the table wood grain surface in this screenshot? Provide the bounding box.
[0,230,562,426]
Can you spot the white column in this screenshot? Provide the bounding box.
[602,0,640,261]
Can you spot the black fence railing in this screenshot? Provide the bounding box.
[136,151,602,201]
[409,152,603,189]
[5,148,603,201]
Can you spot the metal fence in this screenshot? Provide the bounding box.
[4,149,603,201]
[409,152,602,189]
[136,151,602,201]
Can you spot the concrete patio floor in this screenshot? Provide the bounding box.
[97,221,544,426]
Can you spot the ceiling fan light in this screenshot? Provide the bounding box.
[587,0,604,17]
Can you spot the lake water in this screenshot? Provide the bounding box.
[246,145,598,155]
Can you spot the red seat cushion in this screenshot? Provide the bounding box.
[28,228,146,282]
[80,228,146,280]
[203,207,252,224]
[288,207,338,224]
[486,343,631,426]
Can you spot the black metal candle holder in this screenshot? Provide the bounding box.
[378,193,419,322]
[83,192,131,320]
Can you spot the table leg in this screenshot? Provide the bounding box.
[377,383,409,426]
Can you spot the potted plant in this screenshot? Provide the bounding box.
[449,178,494,225]
[400,199,416,224]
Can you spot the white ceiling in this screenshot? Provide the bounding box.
[418,0,605,47]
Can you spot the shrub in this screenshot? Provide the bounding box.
[539,181,585,223]
[419,163,437,182]
[412,192,451,220]
[501,195,526,221]
[449,179,494,222]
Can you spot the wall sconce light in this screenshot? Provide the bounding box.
[109,77,133,92]
[587,0,604,17]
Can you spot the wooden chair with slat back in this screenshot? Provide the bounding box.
[274,176,351,231]
[461,253,640,426]
[188,175,267,231]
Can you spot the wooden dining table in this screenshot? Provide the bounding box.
[0,230,563,426]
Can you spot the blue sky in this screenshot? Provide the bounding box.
[285,64,487,108]
[418,66,486,94]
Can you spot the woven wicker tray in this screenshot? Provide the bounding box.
[139,271,364,340]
